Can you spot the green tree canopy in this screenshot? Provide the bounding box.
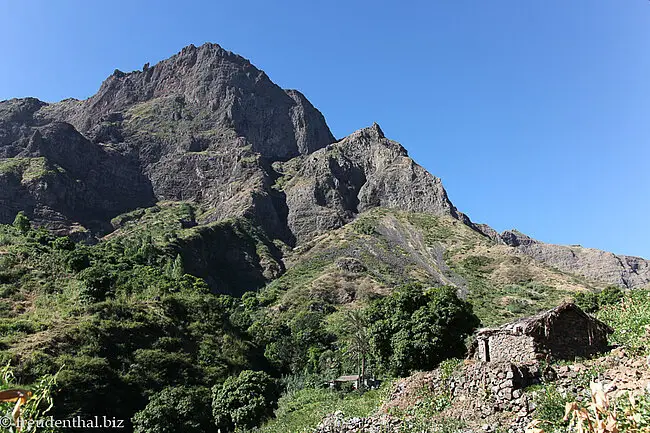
[132,386,213,433]
[211,370,279,431]
[367,283,480,377]
[13,211,31,234]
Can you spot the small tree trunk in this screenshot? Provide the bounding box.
[360,354,366,390]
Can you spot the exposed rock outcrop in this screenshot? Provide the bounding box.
[278,123,473,242]
[1,43,335,240]
[497,230,650,289]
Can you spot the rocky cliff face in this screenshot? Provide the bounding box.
[492,230,650,289]
[0,98,155,234]
[277,123,472,242]
[1,43,335,240]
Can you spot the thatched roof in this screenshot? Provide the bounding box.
[476,302,614,338]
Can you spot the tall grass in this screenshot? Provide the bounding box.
[596,289,650,353]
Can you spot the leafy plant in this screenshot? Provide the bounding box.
[132,386,213,433]
[12,212,31,235]
[528,382,650,433]
[212,370,279,431]
[367,283,480,376]
[0,362,60,433]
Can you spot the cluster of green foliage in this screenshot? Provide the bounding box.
[366,284,480,377]
[574,286,624,313]
[529,384,573,430]
[212,370,279,431]
[596,288,650,353]
[0,211,278,431]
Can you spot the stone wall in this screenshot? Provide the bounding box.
[315,361,543,433]
[445,361,540,416]
[477,334,537,363]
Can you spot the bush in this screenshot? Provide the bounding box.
[367,283,480,377]
[598,286,624,307]
[13,211,31,234]
[132,386,213,433]
[66,249,91,272]
[597,289,650,353]
[211,370,279,431]
[77,264,117,303]
[52,236,75,251]
[574,286,624,314]
[574,292,600,313]
[532,385,573,429]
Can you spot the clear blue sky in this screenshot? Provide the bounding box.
[1,0,649,258]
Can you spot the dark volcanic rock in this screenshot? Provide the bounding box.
[2,43,334,238]
[0,100,155,233]
[41,43,334,160]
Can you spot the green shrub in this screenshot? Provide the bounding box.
[367,283,480,377]
[597,289,650,353]
[574,291,599,313]
[212,370,279,431]
[574,286,624,314]
[66,249,91,272]
[132,386,213,433]
[598,285,624,306]
[52,236,75,251]
[13,211,31,234]
[533,385,573,428]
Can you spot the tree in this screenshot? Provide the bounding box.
[343,309,371,388]
[171,254,184,279]
[211,370,278,431]
[13,211,31,234]
[52,236,75,251]
[132,386,213,433]
[367,283,480,377]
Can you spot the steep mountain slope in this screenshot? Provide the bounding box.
[275,123,472,242]
[265,209,596,325]
[1,41,649,294]
[1,43,335,241]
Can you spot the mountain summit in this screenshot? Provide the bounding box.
[1,42,648,295]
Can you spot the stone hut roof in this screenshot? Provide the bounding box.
[476,302,614,338]
[334,375,360,382]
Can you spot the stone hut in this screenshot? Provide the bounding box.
[475,303,613,363]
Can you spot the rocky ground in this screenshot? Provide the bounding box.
[314,349,650,433]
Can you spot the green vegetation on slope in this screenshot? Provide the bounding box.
[0,203,622,433]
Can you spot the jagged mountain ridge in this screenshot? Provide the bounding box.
[494,229,650,289]
[1,42,648,292]
[0,42,464,243]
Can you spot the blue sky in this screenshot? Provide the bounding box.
[1,0,649,257]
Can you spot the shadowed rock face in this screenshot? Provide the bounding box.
[1,43,335,239]
[0,99,156,234]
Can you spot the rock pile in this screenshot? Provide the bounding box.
[315,411,400,433]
